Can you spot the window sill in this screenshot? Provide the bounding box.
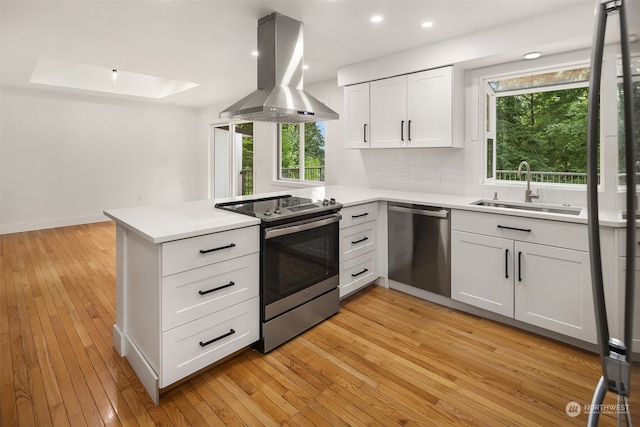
[483,180,589,192]
[272,179,325,189]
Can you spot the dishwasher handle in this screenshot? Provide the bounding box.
[388,205,449,218]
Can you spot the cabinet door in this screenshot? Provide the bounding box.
[515,242,596,343]
[451,231,514,317]
[619,258,640,353]
[370,75,407,148]
[406,67,453,147]
[344,83,370,148]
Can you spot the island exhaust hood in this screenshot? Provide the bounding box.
[219,12,339,123]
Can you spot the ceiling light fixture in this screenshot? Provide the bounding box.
[421,21,434,28]
[303,64,309,70]
[370,15,383,23]
[523,51,542,60]
[251,51,259,57]
[112,69,118,81]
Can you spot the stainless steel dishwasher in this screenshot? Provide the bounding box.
[387,202,451,297]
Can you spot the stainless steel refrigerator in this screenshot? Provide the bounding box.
[586,0,639,425]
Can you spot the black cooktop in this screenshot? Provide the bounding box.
[215,195,341,223]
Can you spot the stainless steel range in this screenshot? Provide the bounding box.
[215,195,342,352]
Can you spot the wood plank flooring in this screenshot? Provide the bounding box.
[1,221,638,426]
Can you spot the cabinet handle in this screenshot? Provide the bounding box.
[198,281,235,296]
[351,236,369,245]
[364,123,368,143]
[199,329,235,347]
[518,251,523,282]
[199,243,236,254]
[505,249,509,279]
[351,268,369,277]
[497,225,532,233]
[408,120,412,141]
[352,213,369,219]
[401,120,405,141]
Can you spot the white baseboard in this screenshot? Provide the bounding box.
[0,214,110,235]
[124,335,159,405]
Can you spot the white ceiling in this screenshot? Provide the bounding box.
[1,0,595,109]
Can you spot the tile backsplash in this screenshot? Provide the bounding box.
[358,147,468,194]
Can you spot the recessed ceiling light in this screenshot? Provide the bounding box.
[303,64,309,70]
[370,15,383,23]
[523,51,542,60]
[251,51,259,57]
[421,21,434,28]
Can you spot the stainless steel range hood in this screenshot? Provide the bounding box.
[219,13,339,124]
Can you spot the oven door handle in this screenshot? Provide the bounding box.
[264,213,342,240]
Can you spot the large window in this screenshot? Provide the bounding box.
[279,122,326,183]
[485,66,594,185]
[616,55,640,186]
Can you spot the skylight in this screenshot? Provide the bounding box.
[30,57,199,99]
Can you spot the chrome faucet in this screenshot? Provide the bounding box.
[517,160,540,203]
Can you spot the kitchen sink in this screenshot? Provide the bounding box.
[471,199,582,216]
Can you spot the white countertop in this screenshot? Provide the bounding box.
[104,199,260,243]
[104,185,626,244]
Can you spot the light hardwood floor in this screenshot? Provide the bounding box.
[1,221,637,426]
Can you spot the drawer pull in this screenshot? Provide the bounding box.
[505,249,509,279]
[351,213,369,219]
[351,268,369,277]
[351,236,369,245]
[198,281,235,296]
[518,252,523,282]
[497,225,532,233]
[199,243,236,254]
[199,329,235,347]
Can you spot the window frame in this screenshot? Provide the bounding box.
[481,61,594,188]
[276,122,326,186]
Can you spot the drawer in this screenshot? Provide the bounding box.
[340,221,377,262]
[340,251,377,298]
[452,210,588,251]
[160,296,259,388]
[162,226,259,276]
[340,202,379,229]
[162,253,259,331]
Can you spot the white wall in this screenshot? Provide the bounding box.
[0,87,203,233]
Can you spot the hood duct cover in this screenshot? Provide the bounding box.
[219,13,339,123]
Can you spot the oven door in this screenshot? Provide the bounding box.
[262,213,340,321]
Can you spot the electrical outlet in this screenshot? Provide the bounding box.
[136,193,143,201]
[434,170,441,182]
[399,168,409,181]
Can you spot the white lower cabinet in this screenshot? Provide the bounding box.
[339,202,379,298]
[340,252,377,297]
[161,297,258,387]
[117,224,260,404]
[451,231,513,317]
[618,258,640,353]
[451,210,596,344]
[514,242,594,343]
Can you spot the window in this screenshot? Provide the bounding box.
[236,122,254,195]
[484,65,595,185]
[279,122,326,183]
[616,55,640,186]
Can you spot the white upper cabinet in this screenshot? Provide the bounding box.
[344,83,371,148]
[407,67,454,147]
[370,75,407,148]
[344,66,462,149]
